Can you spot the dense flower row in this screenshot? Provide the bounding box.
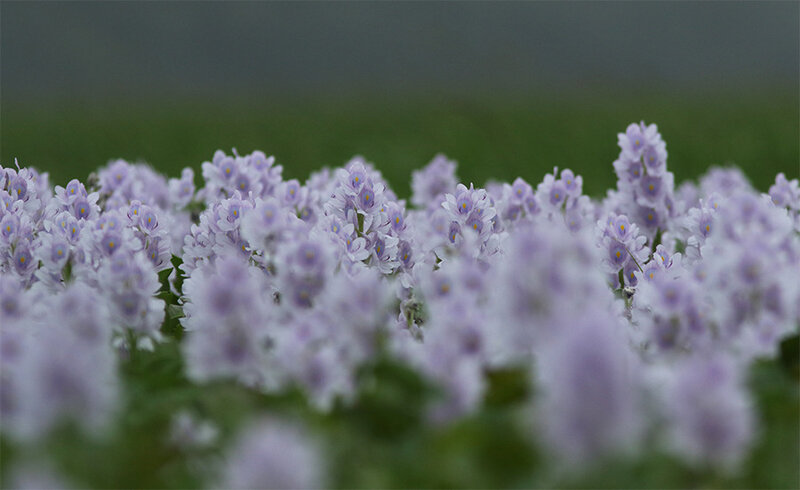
[1,122,798,486]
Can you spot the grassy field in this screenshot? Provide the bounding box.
[2,91,798,196]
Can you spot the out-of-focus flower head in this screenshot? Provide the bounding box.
[535,312,643,466]
[659,354,755,471]
[411,154,459,210]
[220,419,324,489]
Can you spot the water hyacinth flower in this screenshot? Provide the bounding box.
[277,235,334,309]
[535,313,643,466]
[608,122,676,241]
[182,256,276,388]
[659,354,755,471]
[530,167,594,232]
[167,167,196,209]
[769,172,800,231]
[7,283,117,441]
[220,419,324,489]
[411,154,459,210]
[632,269,708,355]
[439,183,498,257]
[596,213,648,286]
[98,249,165,346]
[700,166,753,198]
[486,221,619,363]
[492,176,541,230]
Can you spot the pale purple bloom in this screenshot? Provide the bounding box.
[535,313,642,465]
[10,283,117,441]
[281,179,303,207]
[769,172,798,208]
[99,159,131,192]
[182,257,275,388]
[168,167,196,208]
[411,154,458,209]
[560,168,582,197]
[661,354,755,471]
[700,166,753,197]
[619,122,646,158]
[642,142,667,175]
[221,419,324,489]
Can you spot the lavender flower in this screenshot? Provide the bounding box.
[8,283,117,440]
[607,122,676,241]
[411,154,458,209]
[660,354,755,471]
[182,257,275,388]
[221,419,324,489]
[535,313,642,465]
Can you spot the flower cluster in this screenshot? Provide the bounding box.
[608,122,677,239]
[2,121,797,484]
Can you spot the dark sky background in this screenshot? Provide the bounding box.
[2,1,798,101]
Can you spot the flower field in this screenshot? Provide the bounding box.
[1,120,798,488]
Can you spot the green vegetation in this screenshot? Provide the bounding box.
[3,92,798,196]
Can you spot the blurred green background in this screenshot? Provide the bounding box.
[3,91,798,197]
